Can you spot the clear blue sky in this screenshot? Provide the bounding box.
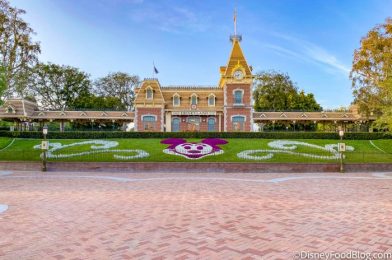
[10,0,392,108]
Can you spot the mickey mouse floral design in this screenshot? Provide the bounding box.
[161,138,228,159]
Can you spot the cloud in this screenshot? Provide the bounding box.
[129,3,210,34]
[262,43,313,64]
[263,32,350,76]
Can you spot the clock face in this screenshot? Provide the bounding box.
[233,70,244,80]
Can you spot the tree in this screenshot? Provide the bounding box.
[0,65,6,105]
[30,63,91,110]
[350,18,392,117]
[72,94,125,110]
[94,72,139,111]
[373,76,392,130]
[253,71,322,111]
[0,0,41,98]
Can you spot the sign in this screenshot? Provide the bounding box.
[41,141,49,150]
[338,143,346,152]
[172,111,217,116]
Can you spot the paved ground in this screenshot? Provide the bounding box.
[0,171,392,259]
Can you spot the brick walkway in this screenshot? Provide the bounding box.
[0,171,392,259]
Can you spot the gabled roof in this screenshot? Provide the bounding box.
[134,79,165,107]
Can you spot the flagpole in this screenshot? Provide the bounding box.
[234,8,237,36]
[152,61,155,78]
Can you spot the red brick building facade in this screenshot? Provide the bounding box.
[134,35,254,132]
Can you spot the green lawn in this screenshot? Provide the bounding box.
[0,138,13,150]
[0,137,391,163]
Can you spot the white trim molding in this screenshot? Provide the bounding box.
[5,105,16,114]
[231,115,247,122]
[161,108,164,132]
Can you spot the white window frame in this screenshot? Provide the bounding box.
[146,86,153,100]
[233,89,244,105]
[207,117,216,132]
[142,114,157,121]
[171,117,181,132]
[5,105,16,114]
[231,115,247,122]
[173,93,181,107]
[190,93,198,105]
[208,94,216,107]
[142,114,157,131]
[231,115,246,131]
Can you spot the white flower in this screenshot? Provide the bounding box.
[237,140,354,161]
[34,140,149,160]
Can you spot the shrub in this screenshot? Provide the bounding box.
[0,131,391,139]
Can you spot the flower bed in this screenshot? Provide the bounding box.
[161,138,228,160]
[237,140,354,161]
[33,140,149,160]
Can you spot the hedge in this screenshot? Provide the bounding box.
[0,131,391,140]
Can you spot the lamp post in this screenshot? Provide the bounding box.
[338,129,344,173]
[42,125,48,172]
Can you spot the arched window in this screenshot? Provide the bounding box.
[173,94,180,106]
[191,94,198,105]
[234,90,243,104]
[172,117,180,132]
[208,94,215,106]
[146,87,153,100]
[142,115,156,131]
[232,116,245,131]
[208,117,215,132]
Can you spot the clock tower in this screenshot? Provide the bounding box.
[219,26,254,132]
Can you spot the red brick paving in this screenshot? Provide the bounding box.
[0,171,392,259]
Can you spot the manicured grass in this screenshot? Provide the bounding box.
[0,137,12,150]
[370,140,392,153]
[0,137,391,163]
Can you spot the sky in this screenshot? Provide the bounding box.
[9,0,392,109]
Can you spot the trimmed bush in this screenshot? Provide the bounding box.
[0,130,391,140]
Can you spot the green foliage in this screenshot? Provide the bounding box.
[30,63,91,110]
[0,65,6,104]
[72,95,125,110]
[373,77,392,130]
[0,131,390,140]
[94,72,139,110]
[253,71,322,111]
[0,0,41,97]
[350,18,392,117]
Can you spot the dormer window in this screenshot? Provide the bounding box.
[191,93,198,105]
[173,94,180,106]
[5,106,15,114]
[233,89,243,104]
[146,87,153,100]
[208,94,215,106]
